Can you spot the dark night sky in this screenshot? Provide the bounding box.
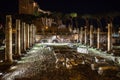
[35,0,120,14]
[0,0,120,14]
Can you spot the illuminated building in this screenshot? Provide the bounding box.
[19,0,38,15]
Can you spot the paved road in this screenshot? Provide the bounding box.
[1,43,120,80]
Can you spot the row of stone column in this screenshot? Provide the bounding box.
[79,23,112,52]
[5,15,36,63]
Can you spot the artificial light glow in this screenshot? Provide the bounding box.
[45,26,48,29]
[73,33,78,40]
[119,31,120,33]
[70,13,77,18]
[33,2,37,7]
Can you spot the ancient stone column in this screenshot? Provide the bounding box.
[23,22,26,52]
[5,15,13,63]
[97,27,100,49]
[31,24,36,45]
[90,25,93,46]
[84,26,87,45]
[77,28,79,42]
[80,27,83,44]
[15,19,21,57]
[21,22,24,52]
[107,23,112,51]
[32,24,34,45]
[29,24,33,47]
[33,25,36,44]
[26,24,29,49]
[21,22,26,53]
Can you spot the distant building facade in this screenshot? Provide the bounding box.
[19,0,38,15]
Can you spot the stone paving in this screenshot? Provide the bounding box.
[0,43,120,80]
